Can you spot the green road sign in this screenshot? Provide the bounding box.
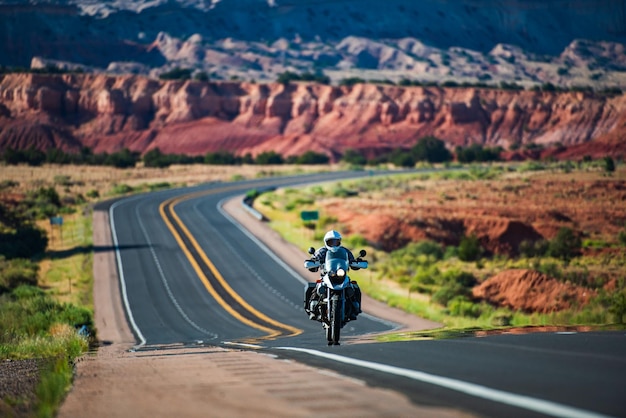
[300,210,319,221]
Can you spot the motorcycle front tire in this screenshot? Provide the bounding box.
[330,299,341,345]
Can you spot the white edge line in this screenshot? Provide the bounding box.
[223,341,264,349]
[275,347,614,418]
[110,199,147,348]
[217,195,401,330]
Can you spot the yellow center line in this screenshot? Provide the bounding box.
[159,186,302,340]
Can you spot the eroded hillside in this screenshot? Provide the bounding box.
[1,73,625,160]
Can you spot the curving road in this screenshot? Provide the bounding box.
[99,172,626,418]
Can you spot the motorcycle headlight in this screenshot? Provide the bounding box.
[337,268,346,277]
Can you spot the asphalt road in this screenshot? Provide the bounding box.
[100,172,626,418]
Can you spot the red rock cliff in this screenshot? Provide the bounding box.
[0,73,624,160]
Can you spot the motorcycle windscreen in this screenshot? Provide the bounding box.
[325,247,350,285]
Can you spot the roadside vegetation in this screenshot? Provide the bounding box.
[1,147,623,414]
[0,160,339,416]
[253,159,626,340]
[0,186,93,416]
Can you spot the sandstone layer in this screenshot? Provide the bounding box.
[1,73,625,160]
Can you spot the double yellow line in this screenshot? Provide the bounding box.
[159,187,302,341]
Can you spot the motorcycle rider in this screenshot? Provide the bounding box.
[307,230,362,321]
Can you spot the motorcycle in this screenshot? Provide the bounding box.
[303,247,368,345]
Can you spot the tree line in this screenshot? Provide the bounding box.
[0,146,333,168]
[0,138,503,169]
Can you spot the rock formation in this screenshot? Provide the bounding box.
[0,73,625,160]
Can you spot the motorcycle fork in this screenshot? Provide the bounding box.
[326,288,345,322]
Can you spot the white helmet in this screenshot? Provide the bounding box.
[324,230,342,253]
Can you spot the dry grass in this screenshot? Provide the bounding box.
[0,163,328,199]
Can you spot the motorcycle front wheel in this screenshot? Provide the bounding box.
[330,299,341,345]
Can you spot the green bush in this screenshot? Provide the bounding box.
[111,184,134,195]
[386,242,446,280]
[447,296,482,318]
[432,283,467,306]
[331,186,358,198]
[345,234,368,249]
[0,285,93,347]
[538,261,562,279]
[608,292,626,323]
[491,312,513,326]
[342,149,367,165]
[430,269,477,306]
[159,67,192,80]
[290,151,330,165]
[519,239,549,258]
[0,258,39,293]
[411,136,453,163]
[458,234,483,261]
[548,227,581,262]
[255,151,284,165]
[204,150,239,165]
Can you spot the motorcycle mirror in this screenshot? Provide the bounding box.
[308,247,315,255]
[359,249,367,257]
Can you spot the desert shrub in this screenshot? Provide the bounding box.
[317,214,338,229]
[0,258,39,293]
[519,239,549,258]
[455,144,501,163]
[443,245,458,260]
[604,157,616,173]
[285,196,314,211]
[608,292,626,323]
[53,175,72,186]
[432,282,467,306]
[548,227,581,262]
[431,270,476,306]
[103,149,139,168]
[194,71,209,81]
[204,150,239,165]
[518,161,546,172]
[0,179,19,190]
[538,261,562,279]
[86,189,100,199]
[411,136,453,163]
[345,234,368,249]
[458,234,483,261]
[331,186,358,198]
[111,184,133,195]
[411,267,439,290]
[392,241,444,266]
[159,67,192,80]
[1,287,78,341]
[32,187,61,206]
[342,149,367,165]
[491,312,513,326]
[255,151,284,165]
[447,296,482,318]
[1,147,46,166]
[290,151,330,165]
[339,77,366,86]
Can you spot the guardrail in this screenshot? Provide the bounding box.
[241,187,275,221]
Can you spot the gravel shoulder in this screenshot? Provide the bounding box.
[58,195,457,418]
